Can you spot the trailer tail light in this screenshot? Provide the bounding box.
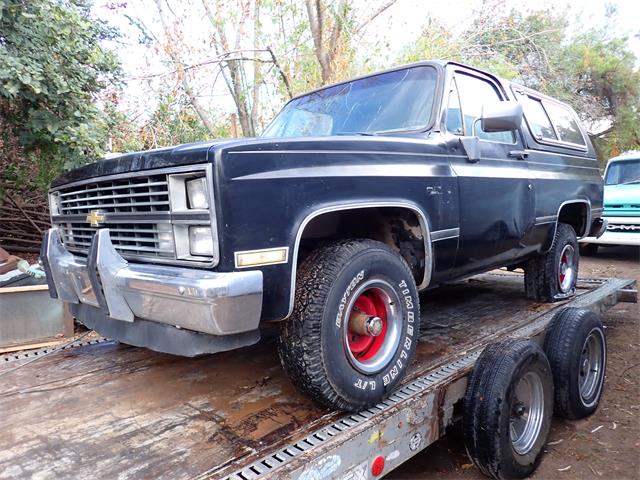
[371,456,385,476]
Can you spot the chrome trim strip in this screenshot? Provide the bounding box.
[234,247,290,269]
[286,202,433,319]
[535,214,558,225]
[431,227,460,242]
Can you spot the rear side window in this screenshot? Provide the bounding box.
[520,96,557,140]
[544,102,586,146]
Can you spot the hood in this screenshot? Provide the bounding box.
[50,139,243,187]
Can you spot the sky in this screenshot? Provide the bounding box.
[95,0,640,126]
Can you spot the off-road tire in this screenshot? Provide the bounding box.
[278,239,420,411]
[524,223,578,302]
[543,308,607,419]
[463,339,554,479]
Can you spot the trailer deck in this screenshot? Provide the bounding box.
[0,273,635,480]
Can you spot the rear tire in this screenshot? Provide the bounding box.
[463,339,554,479]
[278,239,420,411]
[524,223,578,302]
[543,308,607,419]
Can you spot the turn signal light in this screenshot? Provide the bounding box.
[235,247,288,268]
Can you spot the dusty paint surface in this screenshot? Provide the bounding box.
[0,274,598,479]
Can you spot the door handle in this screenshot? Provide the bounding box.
[508,150,529,160]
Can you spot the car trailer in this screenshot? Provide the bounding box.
[0,273,636,480]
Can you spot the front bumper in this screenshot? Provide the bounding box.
[41,228,263,337]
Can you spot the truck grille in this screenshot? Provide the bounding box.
[58,223,174,258]
[54,174,175,260]
[58,174,170,215]
[51,165,216,266]
[607,223,640,232]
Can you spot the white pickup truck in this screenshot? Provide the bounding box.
[580,152,640,254]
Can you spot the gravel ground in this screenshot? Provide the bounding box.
[390,245,639,480]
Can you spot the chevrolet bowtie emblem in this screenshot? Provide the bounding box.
[86,210,106,227]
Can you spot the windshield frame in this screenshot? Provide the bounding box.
[604,157,640,186]
[261,61,445,138]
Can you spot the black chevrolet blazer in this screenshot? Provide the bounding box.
[42,60,606,410]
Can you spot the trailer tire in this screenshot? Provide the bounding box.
[463,339,553,479]
[525,223,578,302]
[278,239,420,411]
[543,308,607,419]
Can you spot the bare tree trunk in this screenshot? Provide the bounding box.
[202,0,254,137]
[251,0,262,132]
[305,0,398,84]
[153,0,216,135]
[305,0,332,83]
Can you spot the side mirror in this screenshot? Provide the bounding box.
[480,101,523,133]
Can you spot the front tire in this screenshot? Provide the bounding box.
[524,223,579,302]
[278,239,420,411]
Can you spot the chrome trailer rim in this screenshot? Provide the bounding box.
[579,328,605,405]
[343,279,402,375]
[510,371,545,455]
[558,244,576,293]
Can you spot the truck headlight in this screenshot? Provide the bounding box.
[189,226,214,256]
[186,177,208,210]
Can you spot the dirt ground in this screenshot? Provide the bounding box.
[390,245,640,480]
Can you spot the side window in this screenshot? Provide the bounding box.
[519,95,557,140]
[544,102,586,146]
[455,73,516,143]
[445,78,463,135]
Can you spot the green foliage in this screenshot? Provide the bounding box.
[0,0,120,188]
[402,4,639,163]
[105,94,230,153]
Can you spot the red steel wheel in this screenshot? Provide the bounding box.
[343,281,402,375]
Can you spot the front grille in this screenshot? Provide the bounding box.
[607,223,640,232]
[58,174,170,215]
[51,166,216,266]
[58,223,174,258]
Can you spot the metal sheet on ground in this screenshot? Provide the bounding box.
[0,274,630,480]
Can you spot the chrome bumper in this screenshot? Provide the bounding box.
[41,228,263,336]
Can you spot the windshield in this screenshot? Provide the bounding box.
[605,159,640,185]
[262,66,438,138]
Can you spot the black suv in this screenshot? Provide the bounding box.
[42,60,606,410]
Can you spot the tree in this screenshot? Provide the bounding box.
[304,0,399,84]
[402,2,639,162]
[0,0,120,187]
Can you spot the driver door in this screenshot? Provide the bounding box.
[445,68,534,277]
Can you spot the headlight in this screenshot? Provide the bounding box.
[189,226,214,256]
[186,177,208,210]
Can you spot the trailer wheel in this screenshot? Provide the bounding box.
[524,222,578,302]
[463,339,553,479]
[278,239,420,411]
[543,308,607,419]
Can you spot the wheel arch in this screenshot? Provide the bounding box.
[285,202,433,318]
[544,199,591,252]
